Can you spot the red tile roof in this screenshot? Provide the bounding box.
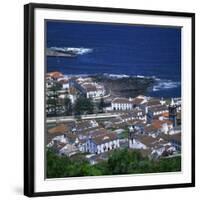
[92,132,117,145]
[82,84,97,92]
[47,71,64,79]
[132,98,144,105]
[112,98,132,104]
[152,119,173,129]
[48,124,69,134]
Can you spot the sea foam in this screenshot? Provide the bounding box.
[50,47,93,55]
[153,80,180,91]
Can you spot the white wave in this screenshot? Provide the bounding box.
[97,73,157,79]
[153,80,180,91]
[67,47,93,55]
[106,74,130,78]
[152,88,159,92]
[135,75,158,80]
[136,75,145,78]
[50,47,93,55]
[103,73,156,79]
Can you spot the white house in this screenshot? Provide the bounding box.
[140,99,162,114]
[129,135,175,158]
[121,109,145,123]
[68,94,76,104]
[111,96,147,111]
[86,132,120,154]
[129,135,156,149]
[59,143,79,157]
[148,105,168,116]
[47,134,68,148]
[58,78,69,89]
[82,83,105,99]
[129,138,147,149]
[150,119,173,135]
[151,145,175,158]
[76,139,87,153]
[111,98,133,110]
[75,120,99,133]
[168,126,181,135]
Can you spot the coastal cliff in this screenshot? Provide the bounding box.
[92,75,154,98]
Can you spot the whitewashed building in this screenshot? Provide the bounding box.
[58,78,69,89]
[148,105,168,116]
[151,119,173,134]
[82,83,105,99]
[111,96,146,111]
[86,132,120,154]
[59,143,79,157]
[129,135,175,158]
[111,98,133,110]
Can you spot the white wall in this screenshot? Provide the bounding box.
[0,0,199,199]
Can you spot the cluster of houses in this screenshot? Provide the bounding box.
[46,71,181,162]
[46,72,106,115]
[46,71,105,99]
[47,113,181,162]
[47,123,120,159]
[73,77,106,99]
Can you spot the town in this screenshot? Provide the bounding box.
[46,71,181,166]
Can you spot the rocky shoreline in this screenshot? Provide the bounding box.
[46,48,77,57]
[91,74,155,98]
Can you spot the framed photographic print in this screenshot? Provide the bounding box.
[24,3,195,197]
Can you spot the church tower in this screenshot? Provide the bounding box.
[168,98,177,127]
[128,125,136,148]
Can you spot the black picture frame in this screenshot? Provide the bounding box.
[24,3,195,197]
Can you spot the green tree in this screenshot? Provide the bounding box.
[98,97,105,113]
[51,82,62,91]
[47,149,71,178]
[46,81,62,117]
[107,149,143,174]
[74,97,94,115]
[46,148,181,178]
[47,149,102,178]
[64,96,72,116]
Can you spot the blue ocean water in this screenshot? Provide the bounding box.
[46,21,181,98]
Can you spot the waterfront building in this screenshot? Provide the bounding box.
[82,83,105,98]
[68,79,105,99]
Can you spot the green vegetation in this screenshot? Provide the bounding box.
[74,97,94,115]
[47,149,181,178]
[47,149,101,178]
[50,81,62,91]
[117,128,129,139]
[46,82,63,117]
[64,96,72,115]
[98,97,105,113]
[165,98,172,105]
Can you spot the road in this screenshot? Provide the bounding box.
[46,113,120,123]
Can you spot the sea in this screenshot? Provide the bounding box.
[46,21,181,98]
